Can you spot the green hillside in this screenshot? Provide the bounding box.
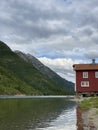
[15,51,74,94]
[0,41,72,95]
[0,66,40,95]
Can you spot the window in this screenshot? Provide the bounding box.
[83,72,88,78]
[95,72,98,78]
[81,81,89,87]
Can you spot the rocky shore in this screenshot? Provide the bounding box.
[75,97,98,130]
[82,108,98,130]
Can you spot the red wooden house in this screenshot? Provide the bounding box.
[73,59,98,97]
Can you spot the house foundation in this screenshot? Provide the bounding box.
[76,92,98,97]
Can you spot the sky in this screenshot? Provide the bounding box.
[1,0,98,82]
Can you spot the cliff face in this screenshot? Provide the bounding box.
[15,51,74,94]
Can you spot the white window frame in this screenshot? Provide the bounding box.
[83,72,88,78]
[81,81,89,87]
[95,72,98,78]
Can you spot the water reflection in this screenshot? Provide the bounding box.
[76,106,84,130]
[76,106,97,130]
[0,98,76,130]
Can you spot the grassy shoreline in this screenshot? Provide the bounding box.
[80,97,98,110]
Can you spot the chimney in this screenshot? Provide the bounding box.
[92,59,95,64]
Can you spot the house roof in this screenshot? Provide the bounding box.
[73,64,98,71]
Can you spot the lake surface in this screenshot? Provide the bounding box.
[0,96,77,130]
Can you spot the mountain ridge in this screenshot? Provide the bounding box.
[15,50,74,93]
[0,41,74,95]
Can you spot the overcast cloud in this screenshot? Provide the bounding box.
[0,0,98,82]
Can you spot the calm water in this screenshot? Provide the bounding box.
[0,96,77,130]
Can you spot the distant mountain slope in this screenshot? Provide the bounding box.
[15,51,74,94]
[0,41,74,95]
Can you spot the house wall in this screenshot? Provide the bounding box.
[76,70,98,92]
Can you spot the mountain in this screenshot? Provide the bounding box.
[15,51,74,94]
[0,41,74,95]
[0,65,39,95]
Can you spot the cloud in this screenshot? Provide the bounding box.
[1,0,98,82]
[85,50,98,59]
[38,57,83,82]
